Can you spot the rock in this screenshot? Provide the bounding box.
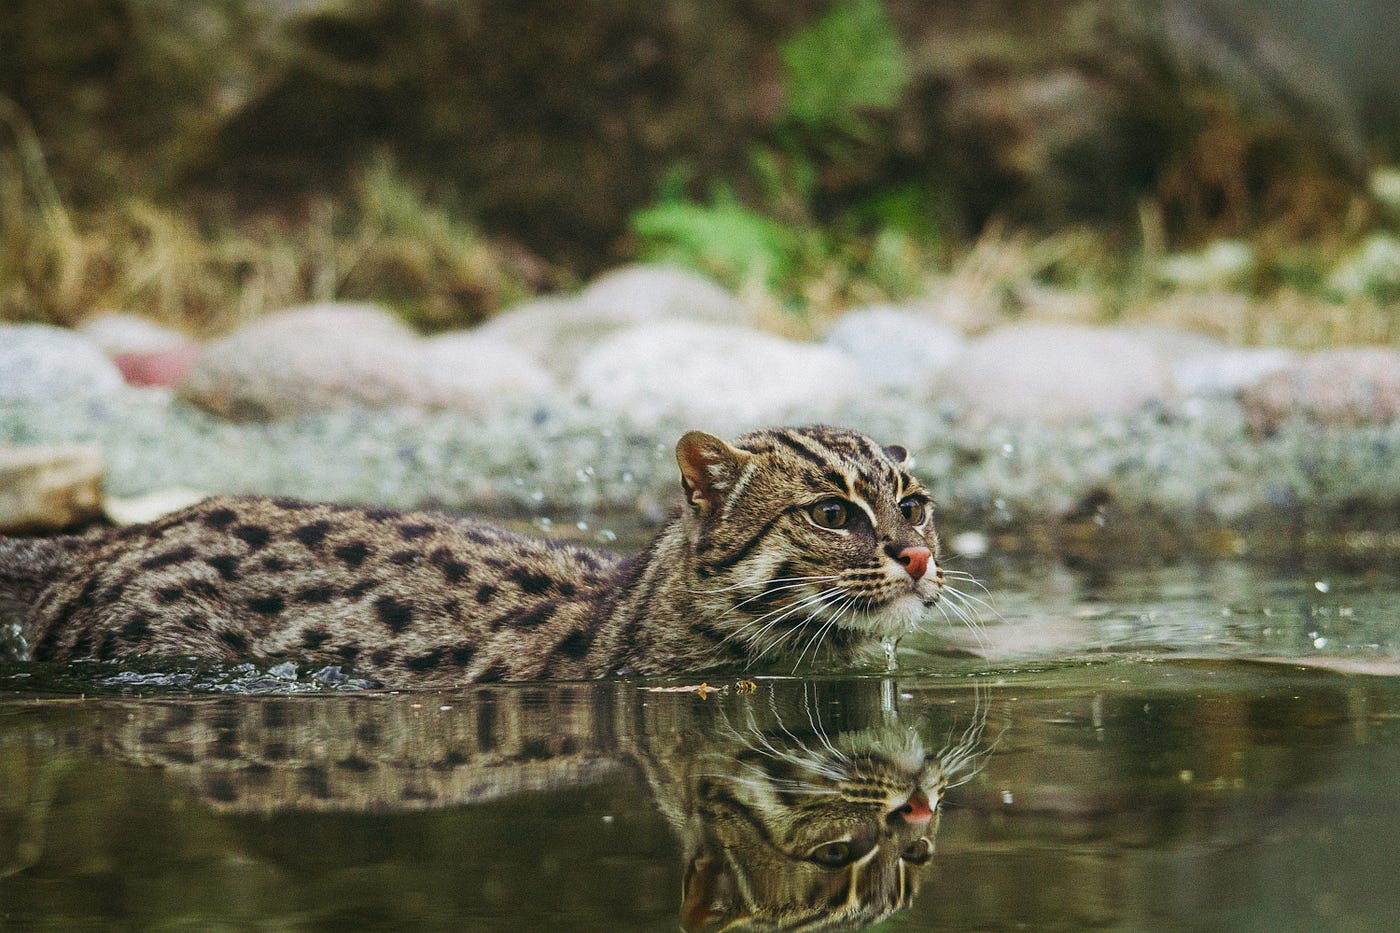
[476,265,749,378]
[1241,347,1400,433]
[112,346,204,389]
[0,445,105,533]
[105,487,209,526]
[1172,346,1296,396]
[572,321,866,431]
[418,331,558,414]
[78,314,190,355]
[78,314,203,388]
[1117,325,1295,396]
[177,303,426,420]
[824,305,965,394]
[577,264,748,325]
[0,325,125,402]
[941,324,1172,423]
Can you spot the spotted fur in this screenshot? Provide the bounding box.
[0,426,946,686]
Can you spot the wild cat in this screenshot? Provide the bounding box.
[0,425,985,687]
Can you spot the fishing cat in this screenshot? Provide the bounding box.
[0,426,946,686]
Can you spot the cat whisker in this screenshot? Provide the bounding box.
[689,574,838,597]
[731,720,848,783]
[726,586,846,666]
[933,597,988,651]
[941,584,1001,626]
[709,773,841,796]
[725,577,842,615]
[745,587,845,668]
[940,571,998,605]
[791,611,841,673]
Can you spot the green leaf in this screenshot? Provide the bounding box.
[630,191,798,288]
[780,0,909,135]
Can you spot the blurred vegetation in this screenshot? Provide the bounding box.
[0,140,545,332]
[0,0,1397,343]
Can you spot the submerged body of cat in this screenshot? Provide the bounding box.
[0,426,948,686]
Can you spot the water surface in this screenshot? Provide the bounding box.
[3,556,1399,931]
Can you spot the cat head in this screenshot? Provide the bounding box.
[676,425,942,664]
[678,724,953,932]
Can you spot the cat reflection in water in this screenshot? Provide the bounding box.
[4,683,990,931]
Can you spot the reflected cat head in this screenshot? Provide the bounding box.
[673,714,984,933]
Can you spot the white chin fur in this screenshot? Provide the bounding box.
[821,590,932,638]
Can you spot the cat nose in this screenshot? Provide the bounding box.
[886,544,931,582]
[892,789,934,826]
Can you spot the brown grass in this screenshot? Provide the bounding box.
[0,138,548,335]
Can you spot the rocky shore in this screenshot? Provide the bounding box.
[3,265,1398,553]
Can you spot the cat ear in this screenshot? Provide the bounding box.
[676,431,751,518]
[883,444,911,467]
[680,851,751,933]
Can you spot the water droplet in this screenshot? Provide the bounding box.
[595,528,617,543]
[1313,636,1329,649]
[1001,790,1014,805]
[575,520,589,531]
[1314,580,1331,593]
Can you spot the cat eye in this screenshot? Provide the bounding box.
[898,496,926,525]
[807,499,850,529]
[900,838,933,865]
[807,841,856,868]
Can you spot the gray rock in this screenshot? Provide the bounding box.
[418,331,558,414]
[177,303,427,420]
[78,314,190,355]
[0,324,125,401]
[941,324,1172,423]
[0,444,105,533]
[1172,346,1296,396]
[572,321,866,432]
[476,265,748,378]
[824,305,966,394]
[1241,347,1400,433]
[578,264,748,325]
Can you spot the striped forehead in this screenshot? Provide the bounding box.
[743,428,909,501]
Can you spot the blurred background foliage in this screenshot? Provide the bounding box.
[1,0,1398,337]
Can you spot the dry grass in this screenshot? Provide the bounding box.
[0,131,546,336]
[2,90,1395,348]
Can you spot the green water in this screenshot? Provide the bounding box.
[3,557,1399,931]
